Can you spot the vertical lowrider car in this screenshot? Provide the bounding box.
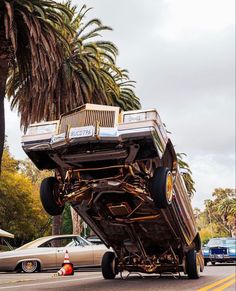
[22,104,204,279]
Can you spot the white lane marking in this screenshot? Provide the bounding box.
[0,275,102,290]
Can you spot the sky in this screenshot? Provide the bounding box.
[5,0,235,209]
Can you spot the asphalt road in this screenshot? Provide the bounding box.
[0,264,235,291]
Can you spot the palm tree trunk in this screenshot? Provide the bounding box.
[0,31,9,173]
[0,88,5,173]
[70,207,81,235]
[52,215,62,235]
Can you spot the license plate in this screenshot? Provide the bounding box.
[69,126,94,138]
[210,254,223,258]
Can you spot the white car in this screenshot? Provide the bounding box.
[0,234,109,273]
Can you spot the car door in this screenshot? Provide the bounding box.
[56,236,94,267]
[36,239,60,269]
[35,247,58,269]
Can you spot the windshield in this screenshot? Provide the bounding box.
[207,239,224,246]
[207,238,236,247]
[225,239,236,247]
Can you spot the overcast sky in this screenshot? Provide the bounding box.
[5,0,235,209]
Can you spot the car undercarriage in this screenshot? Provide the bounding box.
[22,104,204,279]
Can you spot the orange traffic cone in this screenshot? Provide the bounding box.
[56,250,74,276]
[63,250,71,265]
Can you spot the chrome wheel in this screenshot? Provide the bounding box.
[21,260,38,273]
[165,171,173,204]
[149,167,173,208]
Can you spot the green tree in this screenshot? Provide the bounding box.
[62,204,72,234]
[210,188,236,236]
[0,0,72,171]
[0,147,50,246]
[19,159,69,235]
[195,188,236,242]
[4,2,141,235]
[1,141,19,172]
[20,158,52,185]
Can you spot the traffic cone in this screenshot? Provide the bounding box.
[63,250,71,265]
[56,250,74,276]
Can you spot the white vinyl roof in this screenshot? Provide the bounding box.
[0,229,14,238]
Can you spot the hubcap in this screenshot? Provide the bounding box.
[22,261,37,273]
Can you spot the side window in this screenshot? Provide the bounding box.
[39,240,54,248]
[39,237,75,248]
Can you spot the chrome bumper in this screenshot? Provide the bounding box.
[22,121,168,159]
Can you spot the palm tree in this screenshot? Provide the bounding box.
[60,2,140,111]
[177,153,196,198]
[0,0,73,171]
[216,196,236,236]
[5,2,141,234]
[6,2,140,129]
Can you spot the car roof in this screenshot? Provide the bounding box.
[0,229,14,238]
[210,237,234,240]
[16,235,85,250]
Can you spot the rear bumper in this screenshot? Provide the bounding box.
[204,254,236,262]
[22,121,169,169]
[22,121,166,150]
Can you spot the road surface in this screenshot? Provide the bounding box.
[0,264,235,290]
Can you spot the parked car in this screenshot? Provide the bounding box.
[203,237,236,265]
[22,104,204,279]
[0,235,109,273]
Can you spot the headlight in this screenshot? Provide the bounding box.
[26,122,58,135]
[203,249,209,254]
[229,248,236,254]
[123,110,157,123]
[123,112,146,123]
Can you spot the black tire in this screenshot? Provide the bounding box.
[186,249,200,279]
[204,259,208,266]
[149,167,173,208]
[102,252,117,279]
[20,260,39,273]
[40,177,64,216]
[211,261,216,265]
